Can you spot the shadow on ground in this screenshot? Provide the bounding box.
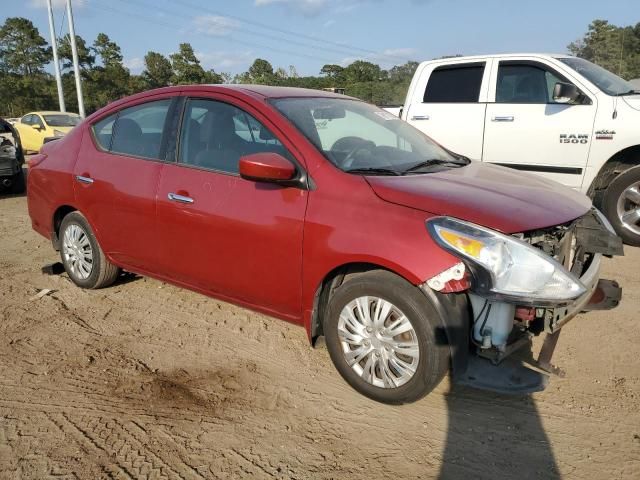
[438,386,559,479]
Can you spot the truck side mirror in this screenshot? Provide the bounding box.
[553,82,580,104]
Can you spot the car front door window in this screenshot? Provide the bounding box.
[496,64,570,104]
[179,98,287,174]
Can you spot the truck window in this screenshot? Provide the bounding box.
[496,64,564,104]
[423,63,485,103]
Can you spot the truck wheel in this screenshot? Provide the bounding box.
[323,270,449,404]
[9,169,25,194]
[59,212,120,289]
[603,165,640,246]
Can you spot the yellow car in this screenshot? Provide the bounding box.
[14,111,81,153]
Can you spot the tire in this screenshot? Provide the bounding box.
[9,168,25,194]
[323,270,449,404]
[59,211,120,289]
[602,165,640,246]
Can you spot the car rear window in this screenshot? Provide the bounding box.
[43,114,80,127]
[92,114,116,150]
[423,63,485,103]
[110,99,171,160]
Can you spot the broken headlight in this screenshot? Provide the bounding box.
[427,217,586,304]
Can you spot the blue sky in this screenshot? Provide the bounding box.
[5,0,639,76]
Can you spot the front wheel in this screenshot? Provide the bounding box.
[323,270,449,404]
[602,165,640,246]
[59,211,120,289]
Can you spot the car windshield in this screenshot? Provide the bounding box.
[558,57,637,96]
[271,97,465,175]
[43,114,81,127]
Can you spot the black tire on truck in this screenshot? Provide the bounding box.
[602,165,640,246]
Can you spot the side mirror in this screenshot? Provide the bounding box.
[553,82,580,104]
[239,152,296,183]
[32,124,43,131]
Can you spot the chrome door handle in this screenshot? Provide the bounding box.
[167,193,194,204]
[75,175,94,184]
[492,116,514,122]
[411,115,430,121]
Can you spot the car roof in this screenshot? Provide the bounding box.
[420,53,573,66]
[87,84,361,122]
[24,111,80,116]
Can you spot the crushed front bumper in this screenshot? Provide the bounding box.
[545,252,621,333]
[453,209,623,395]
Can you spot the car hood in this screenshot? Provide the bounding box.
[622,94,640,111]
[365,162,592,233]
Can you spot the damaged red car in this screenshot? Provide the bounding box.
[27,85,623,404]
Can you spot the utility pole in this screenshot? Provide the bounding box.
[65,0,85,117]
[46,0,65,112]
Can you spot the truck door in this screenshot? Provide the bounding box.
[482,60,597,189]
[404,60,490,160]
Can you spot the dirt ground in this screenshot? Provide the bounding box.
[0,182,639,480]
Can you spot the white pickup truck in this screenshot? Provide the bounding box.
[386,53,640,245]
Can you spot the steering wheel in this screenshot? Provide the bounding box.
[330,136,375,169]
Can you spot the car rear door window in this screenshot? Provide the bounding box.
[178,98,286,174]
[92,113,117,150]
[496,64,566,104]
[110,99,171,160]
[423,63,485,103]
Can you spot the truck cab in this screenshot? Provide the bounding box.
[397,54,640,245]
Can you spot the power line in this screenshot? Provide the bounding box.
[171,0,411,64]
[85,2,339,65]
[117,0,396,63]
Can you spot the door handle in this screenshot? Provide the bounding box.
[167,192,194,204]
[492,116,515,122]
[411,115,430,121]
[75,175,94,184]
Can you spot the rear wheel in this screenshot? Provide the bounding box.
[323,270,449,404]
[59,212,120,289]
[603,165,640,246]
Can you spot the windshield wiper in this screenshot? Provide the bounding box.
[345,167,400,176]
[615,89,640,96]
[401,158,466,175]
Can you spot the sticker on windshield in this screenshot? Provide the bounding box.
[374,110,398,121]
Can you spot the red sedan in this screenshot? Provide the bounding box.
[27,85,622,403]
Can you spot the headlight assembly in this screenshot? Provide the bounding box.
[427,216,586,304]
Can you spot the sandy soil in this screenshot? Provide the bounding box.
[0,183,639,479]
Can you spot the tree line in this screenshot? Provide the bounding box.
[1,17,639,118]
[0,16,417,117]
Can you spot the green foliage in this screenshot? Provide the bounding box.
[93,33,123,68]
[142,51,173,89]
[170,43,207,84]
[0,17,51,75]
[247,58,275,84]
[343,60,382,83]
[569,20,640,79]
[58,34,95,71]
